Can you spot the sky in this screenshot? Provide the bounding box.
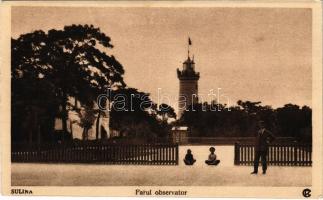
[12,6,312,112]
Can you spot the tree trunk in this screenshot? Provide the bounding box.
[85,128,89,140]
[28,106,37,145]
[27,110,33,145]
[70,120,73,139]
[95,110,101,140]
[37,124,41,146]
[82,128,87,141]
[34,108,41,146]
[74,98,78,109]
[61,92,68,143]
[28,127,33,145]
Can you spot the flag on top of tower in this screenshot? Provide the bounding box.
[188,37,192,45]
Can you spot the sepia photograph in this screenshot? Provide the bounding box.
[1,1,322,198]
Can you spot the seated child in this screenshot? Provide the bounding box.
[205,147,220,165]
[183,149,196,165]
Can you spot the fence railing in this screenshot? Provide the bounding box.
[234,143,312,166]
[12,143,179,165]
[174,137,297,145]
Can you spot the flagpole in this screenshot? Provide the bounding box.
[188,37,190,58]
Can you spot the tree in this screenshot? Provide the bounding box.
[109,88,153,138]
[46,24,125,136]
[12,24,125,143]
[179,100,311,140]
[109,88,175,140]
[12,32,60,143]
[157,103,177,122]
[237,100,262,115]
[276,104,311,139]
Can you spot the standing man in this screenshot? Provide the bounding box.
[251,121,276,175]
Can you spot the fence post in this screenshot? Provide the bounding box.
[175,143,179,165]
[234,142,240,165]
[293,142,297,166]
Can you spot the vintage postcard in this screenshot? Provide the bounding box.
[0,1,322,198]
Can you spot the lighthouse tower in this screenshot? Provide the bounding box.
[177,39,200,117]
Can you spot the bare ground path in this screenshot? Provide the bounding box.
[11,146,311,186]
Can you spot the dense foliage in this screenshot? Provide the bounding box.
[178,101,311,142]
[109,88,176,140]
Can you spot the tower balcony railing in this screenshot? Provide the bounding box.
[177,69,200,79]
